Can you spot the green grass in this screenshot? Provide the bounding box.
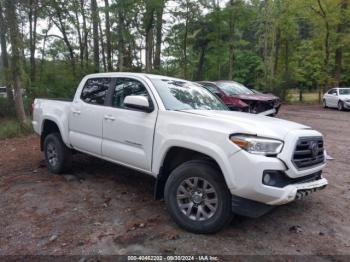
[0,119,33,140]
[286,89,321,104]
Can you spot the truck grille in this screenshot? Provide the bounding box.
[292,137,325,169]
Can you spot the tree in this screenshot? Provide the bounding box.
[49,0,77,77]
[0,1,13,102]
[104,0,112,71]
[154,0,165,71]
[28,0,39,83]
[144,0,156,73]
[117,3,124,71]
[91,0,99,72]
[334,0,348,86]
[4,0,27,123]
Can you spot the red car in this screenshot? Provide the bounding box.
[198,80,281,116]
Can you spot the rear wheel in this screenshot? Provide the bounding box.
[338,101,344,111]
[44,133,72,174]
[323,99,327,108]
[164,160,232,234]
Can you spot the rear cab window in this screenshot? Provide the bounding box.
[81,78,111,105]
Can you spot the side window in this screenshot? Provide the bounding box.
[112,78,150,109]
[81,78,110,105]
[202,84,222,97]
[328,89,337,95]
[203,84,217,94]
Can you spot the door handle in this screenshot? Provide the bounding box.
[104,115,115,121]
[72,110,81,115]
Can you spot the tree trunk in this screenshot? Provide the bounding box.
[117,9,124,71]
[144,2,155,73]
[227,0,236,80]
[145,28,153,73]
[183,3,189,79]
[81,0,89,70]
[316,0,330,92]
[99,21,107,72]
[29,0,38,83]
[0,1,13,102]
[104,0,112,71]
[73,0,84,72]
[195,45,206,81]
[154,0,164,71]
[91,0,100,73]
[5,0,27,123]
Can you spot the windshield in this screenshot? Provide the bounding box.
[339,88,350,95]
[151,78,228,111]
[216,82,254,95]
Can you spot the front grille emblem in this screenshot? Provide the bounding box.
[310,141,320,157]
[292,137,324,169]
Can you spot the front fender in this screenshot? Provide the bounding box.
[152,136,239,190]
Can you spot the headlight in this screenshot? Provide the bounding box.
[230,134,284,156]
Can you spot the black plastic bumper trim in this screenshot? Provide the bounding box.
[231,195,274,218]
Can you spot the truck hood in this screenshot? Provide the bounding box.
[182,110,310,140]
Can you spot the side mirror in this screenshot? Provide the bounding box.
[333,93,338,96]
[123,95,153,112]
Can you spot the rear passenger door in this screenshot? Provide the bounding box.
[69,77,111,155]
[102,77,158,172]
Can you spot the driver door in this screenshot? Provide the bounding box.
[328,89,338,107]
[101,77,158,172]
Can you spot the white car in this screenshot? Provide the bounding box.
[32,73,328,233]
[323,87,350,111]
[0,87,7,98]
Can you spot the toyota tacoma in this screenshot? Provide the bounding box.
[32,73,328,233]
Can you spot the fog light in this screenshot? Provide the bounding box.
[262,170,287,187]
[263,173,271,184]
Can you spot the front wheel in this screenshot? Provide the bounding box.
[338,101,344,111]
[323,99,327,108]
[44,133,72,174]
[164,160,232,234]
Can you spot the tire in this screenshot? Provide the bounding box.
[44,133,72,174]
[323,99,327,108]
[338,101,344,111]
[164,160,232,234]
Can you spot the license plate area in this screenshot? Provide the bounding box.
[295,185,327,200]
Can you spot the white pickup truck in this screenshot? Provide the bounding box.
[32,73,328,233]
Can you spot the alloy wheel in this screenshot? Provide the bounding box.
[176,177,218,221]
[46,142,59,168]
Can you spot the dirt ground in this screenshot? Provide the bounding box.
[0,104,349,256]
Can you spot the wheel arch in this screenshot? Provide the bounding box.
[40,119,63,151]
[154,146,229,200]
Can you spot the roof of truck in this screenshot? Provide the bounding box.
[84,72,187,82]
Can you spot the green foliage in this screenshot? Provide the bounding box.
[0,97,16,118]
[0,118,33,140]
[1,0,349,128]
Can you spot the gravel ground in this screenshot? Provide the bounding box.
[0,104,349,256]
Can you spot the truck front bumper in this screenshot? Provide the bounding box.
[231,177,327,218]
[227,130,328,207]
